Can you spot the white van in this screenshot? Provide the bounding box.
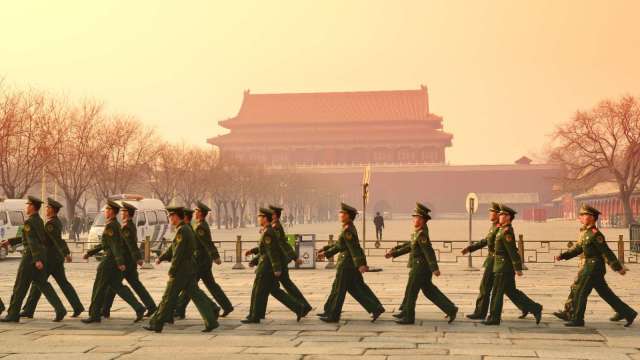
[0,198,27,259]
[87,194,171,255]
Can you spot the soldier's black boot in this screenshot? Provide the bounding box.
[533,305,543,325]
[564,319,585,327]
[134,307,146,323]
[447,307,458,324]
[19,311,34,319]
[465,312,484,320]
[144,306,157,318]
[0,302,5,315]
[0,316,19,323]
[240,318,260,324]
[610,313,624,322]
[371,307,385,323]
[202,321,219,332]
[220,306,234,318]
[394,317,415,325]
[81,317,101,324]
[316,312,327,317]
[482,318,500,326]
[72,309,84,318]
[625,312,637,327]
[53,309,67,322]
[319,316,339,323]
[143,325,162,333]
[553,311,569,321]
[518,310,529,319]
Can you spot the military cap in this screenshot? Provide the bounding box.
[105,200,121,214]
[183,208,194,219]
[195,201,211,214]
[339,202,358,219]
[166,206,185,218]
[26,195,43,206]
[268,205,283,217]
[258,207,273,217]
[498,204,517,217]
[412,202,432,219]
[121,201,137,215]
[579,204,601,217]
[46,197,63,210]
[488,202,500,213]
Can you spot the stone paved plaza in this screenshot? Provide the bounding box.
[0,252,639,360]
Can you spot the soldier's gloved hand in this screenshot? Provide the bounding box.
[65,255,72,263]
[118,265,126,272]
[516,271,523,276]
[137,260,144,267]
[155,259,162,265]
[358,265,369,273]
[245,250,253,257]
[214,258,222,265]
[461,247,469,255]
[384,252,393,259]
[433,270,441,276]
[618,268,627,275]
[249,262,256,268]
[274,271,282,277]
[295,258,303,265]
[34,261,44,270]
[82,253,89,260]
[554,255,562,261]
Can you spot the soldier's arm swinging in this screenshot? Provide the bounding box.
[418,230,440,273]
[593,234,624,272]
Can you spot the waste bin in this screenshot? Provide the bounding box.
[287,233,316,269]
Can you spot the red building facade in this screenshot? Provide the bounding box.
[208,86,452,166]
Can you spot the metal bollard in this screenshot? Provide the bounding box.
[142,235,153,269]
[325,234,336,269]
[232,235,245,270]
[618,234,625,265]
[518,234,528,270]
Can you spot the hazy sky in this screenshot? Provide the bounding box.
[2,0,639,165]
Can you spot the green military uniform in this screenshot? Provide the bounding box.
[243,208,304,323]
[102,202,156,318]
[484,204,542,325]
[21,198,84,318]
[269,205,311,313]
[319,203,385,323]
[2,196,67,322]
[559,204,637,327]
[389,203,457,324]
[464,202,527,320]
[82,201,145,323]
[146,206,219,333]
[175,202,231,318]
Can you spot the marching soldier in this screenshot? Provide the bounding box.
[145,206,220,333]
[175,201,232,319]
[0,196,67,322]
[269,205,312,314]
[555,204,637,327]
[102,202,157,318]
[242,208,305,324]
[462,202,528,320]
[82,201,146,323]
[484,204,542,326]
[317,203,385,323]
[385,203,458,324]
[20,198,84,318]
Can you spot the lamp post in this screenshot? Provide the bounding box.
[361,165,371,249]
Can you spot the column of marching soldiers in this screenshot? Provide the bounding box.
[0,196,636,333]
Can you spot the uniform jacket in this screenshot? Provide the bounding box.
[389,225,439,273]
[121,220,142,264]
[468,223,500,267]
[158,221,197,277]
[492,224,523,273]
[559,225,622,275]
[86,219,126,266]
[44,216,70,264]
[322,222,367,270]
[194,220,220,264]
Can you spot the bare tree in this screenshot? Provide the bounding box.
[147,142,182,205]
[92,115,159,200]
[0,87,57,198]
[48,98,103,221]
[551,95,640,225]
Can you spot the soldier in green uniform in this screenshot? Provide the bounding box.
[556,204,637,327]
[462,202,528,320]
[81,201,146,323]
[483,204,542,326]
[385,203,458,324]
[175,201,232,319]
[269,205,312,314]
[20,198,84,318]
[144,206,219,333]
[102,202,157,318]
[317,203,385,323]
[0,196,67,322]
[241,208,305,324]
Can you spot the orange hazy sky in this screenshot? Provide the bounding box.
[2,0,639,165]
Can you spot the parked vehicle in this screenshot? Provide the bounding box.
[0,198,27,259]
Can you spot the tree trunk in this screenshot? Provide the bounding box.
[239,200,247,228]
[620,190,636,226]
[215,201,222,229]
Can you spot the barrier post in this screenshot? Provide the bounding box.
[325,234,336,269]
[232,235,245,270]
[141,235,154,269]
